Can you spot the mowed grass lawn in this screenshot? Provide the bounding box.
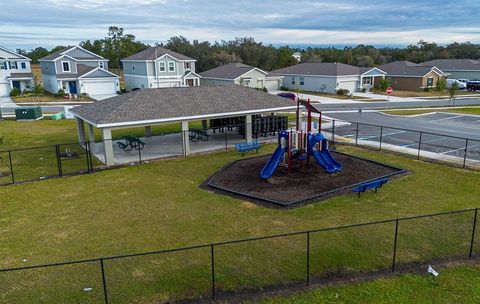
[383,107,480,116]
[254,263,480,304]
[1,119,480,303]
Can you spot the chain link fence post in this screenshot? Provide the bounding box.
[306,231,310,286]
[417,132,423,160]
[463,138,469,169]
[100,258,109,304]
[379,126,383,151]
[469,208,478,259]
[210,244,216,300]
[392,219,399,272]
[8,150,14,184]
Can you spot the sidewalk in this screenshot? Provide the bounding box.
[0,97,18,108]
[269,90,368,104]
[352,92,424,102]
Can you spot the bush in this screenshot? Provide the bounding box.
[9,88,20,97]
[436,77,446,94]
[262,87,268,92]
[56,89,65,98]
[336,89,349,96]
[424,87,431,92]
[361,88,367,93]
[280,86,289,91]
[33,83,44,95]
[378,78,389,91]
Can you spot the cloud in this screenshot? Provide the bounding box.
[1,0,480,49]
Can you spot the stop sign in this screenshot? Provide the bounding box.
[386,87,393,95]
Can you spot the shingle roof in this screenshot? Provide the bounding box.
[38,47,71,61]
[55,64,96,79]
[122,46,194,61]
[268,62,362,77]
[71,85,296,126]
[420,59,480,71]
[7,72,34,79]
[39,46,103,61]
[199,63,265,79]
[379,61,442,77]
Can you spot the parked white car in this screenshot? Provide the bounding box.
[446,79,467,89]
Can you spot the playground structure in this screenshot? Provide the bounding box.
[261,98,342,180]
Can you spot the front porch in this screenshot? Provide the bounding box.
[359,67,387,92]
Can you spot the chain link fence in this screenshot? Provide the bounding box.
[1,208,479,303]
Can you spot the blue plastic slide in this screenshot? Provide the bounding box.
[260,145,287,180]
[309,133,342,173]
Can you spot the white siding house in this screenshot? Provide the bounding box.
[199,63,283,91]
[0,46,34,97]
[269,62,386,94]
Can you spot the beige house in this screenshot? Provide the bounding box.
[379,61,444,91]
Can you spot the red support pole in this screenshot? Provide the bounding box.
[296,99,300,131]
[307,98,312,133]
[319,112,322,133]
[288,131,292,174]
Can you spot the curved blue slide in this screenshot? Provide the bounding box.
[260,145,287,180]
[309,133,342,173]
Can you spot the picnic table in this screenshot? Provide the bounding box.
[117,136,146,152]
[189,129,210,142]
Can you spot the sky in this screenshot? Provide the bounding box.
[1,0,480,50]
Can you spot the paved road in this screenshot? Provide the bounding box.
[312,97,480,112]
[323,112,480,162]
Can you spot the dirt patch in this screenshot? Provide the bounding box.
[207,152,406,207]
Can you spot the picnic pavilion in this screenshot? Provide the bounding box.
[70,85,296,165]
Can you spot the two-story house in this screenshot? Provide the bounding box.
[0,46,34,97]
[121,46,200,90]
[38,46,120,99]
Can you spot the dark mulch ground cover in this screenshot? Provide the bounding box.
[207,152,406,207]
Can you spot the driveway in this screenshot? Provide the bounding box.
[90,93,118,101]
[0,96,18,108]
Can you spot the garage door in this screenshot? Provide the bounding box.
[338,81,358,94]
[82,80,117,95]
[264,79,280,92]
[0,83,9,97]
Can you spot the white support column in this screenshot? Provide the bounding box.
[144,126,152,137]
[181,121,190,156]
[76,117,85,144]
[101,128,114,166]
[245,114,253,142]
[87,123,95,153]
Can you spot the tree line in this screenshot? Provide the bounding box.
[16,27,480,72]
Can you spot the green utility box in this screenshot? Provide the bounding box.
[50,112,65,121]
[15,107,43,121]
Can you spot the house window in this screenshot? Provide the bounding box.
[159,62,166,72]
[99,62,104,69]
[0,62,6,70]
[300,77,305,86]
[21,62,27,69]
[363,77,372,85]
[427,77,434,87]
[184,62,191,70]
[9,62,17,69]
[62,61,70,72]
[62,82,67,90]
[168,61,175,72]
[292,77,296,85]
[132,63,136,71]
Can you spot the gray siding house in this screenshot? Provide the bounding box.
[269,62,386,94]
[199,63,283,91]
[121,47,200,91]
[0,46,34,97]
[421,59,480,81]
[39,46,120,99]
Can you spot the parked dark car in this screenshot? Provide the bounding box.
[277,92,296,100]
[467,81,480,91]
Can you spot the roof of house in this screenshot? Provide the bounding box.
[7,72,34,79]
[71,85,296,127]
[55,64,117,79]
[0,46,30,60]
[39,46,104,61]
[379,61,443,77]
[122,46,194,61]
[268,62,367,77]
[420,59,480,71]
[199,63,266,80]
